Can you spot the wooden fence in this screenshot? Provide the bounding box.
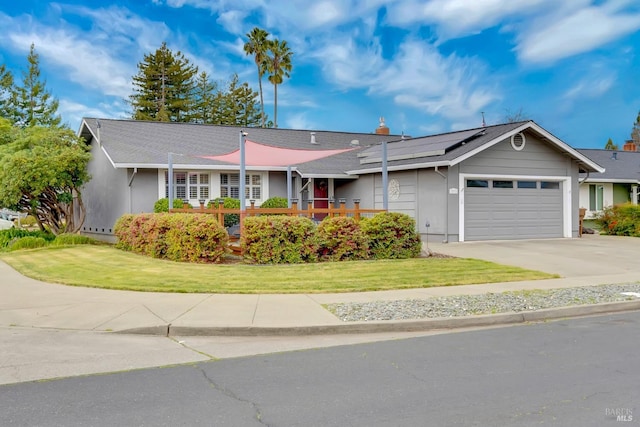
[170,198,385,223]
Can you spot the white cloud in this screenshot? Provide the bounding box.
[385,0,553,39]
[285,112,317,130]
[311,36,498,125]
[516,3,640,64]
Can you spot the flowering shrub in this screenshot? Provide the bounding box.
[242,216,318,264]
[360,212,422,259]
[114,213,228,263]
[316,216,369,261]
[595,203,640,237]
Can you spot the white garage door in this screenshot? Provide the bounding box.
[464,178,563,241]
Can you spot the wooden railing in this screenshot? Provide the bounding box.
[170,198,385,223]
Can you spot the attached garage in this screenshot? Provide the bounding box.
[463,177,564,241]
[344,120,605,243]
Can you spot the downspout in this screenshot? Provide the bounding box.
[435,166,449,243]
[578,169,590,184]
[128,168,138,213]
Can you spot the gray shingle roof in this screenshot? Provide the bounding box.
[79,118,401,176]
[577,149,640,183]
[78,118,603,176]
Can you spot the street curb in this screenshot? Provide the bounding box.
[116,300,640,337]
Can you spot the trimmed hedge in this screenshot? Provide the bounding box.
[52,233,98,246]
[595,203,640,237]
[114,213,229,263]
[260,197,289,209]
[7,236,48,251]
[242,216,318,264]
[0,229,55,251]
[360,212,422,259]
[316,216,369,261]
[154,198,191,213]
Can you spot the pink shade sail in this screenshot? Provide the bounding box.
[200,140,357,166]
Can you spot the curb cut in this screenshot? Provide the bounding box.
[115,300,640,337]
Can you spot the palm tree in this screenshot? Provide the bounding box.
[243,27,269,128]
[266,39,292,128]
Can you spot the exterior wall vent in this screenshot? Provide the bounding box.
[511,132,526,151]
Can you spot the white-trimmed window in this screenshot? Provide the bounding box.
[220,173,262,200]
[589,184,604,211]
[165,171,210,200]
[189,173,210,200]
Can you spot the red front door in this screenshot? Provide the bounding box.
[314,179,328,220]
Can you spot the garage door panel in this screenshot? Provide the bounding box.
[464,180,563,241]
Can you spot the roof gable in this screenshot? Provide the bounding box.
[347,121,604,174]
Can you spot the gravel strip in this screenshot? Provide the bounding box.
[325,283,640,322]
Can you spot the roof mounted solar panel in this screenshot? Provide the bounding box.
[359,128,484,164]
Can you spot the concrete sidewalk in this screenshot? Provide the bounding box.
[1,234,639,336]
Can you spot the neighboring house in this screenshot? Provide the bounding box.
[77,118,603,243]
[577,148,640,219]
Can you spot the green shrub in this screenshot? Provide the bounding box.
[19,215,37,227]
[260,197,289,209]
[316,217,369,261]
[361,212,422,259]
[208,198,240,227]
[7,236,48,251]
[154,198,189,213]
[114,213,228,263]
[52,233,98,246]
[595,203,640,237]
[0,228,55,250]
[242,216,318,264]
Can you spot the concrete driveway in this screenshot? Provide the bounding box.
[428,234,640,279]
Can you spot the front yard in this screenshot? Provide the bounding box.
[0,245,557,293]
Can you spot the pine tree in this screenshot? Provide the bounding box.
[604,138,618,150]
[631,111,640,146]
[12,44,62,128]
[0,64,16,120]
[130,42,198,122]
[192,71,219,124]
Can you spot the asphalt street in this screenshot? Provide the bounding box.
[1,311,638,427]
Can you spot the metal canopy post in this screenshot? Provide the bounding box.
[168,152,173,209]
[382,141,388,210]
[239,131,247,222]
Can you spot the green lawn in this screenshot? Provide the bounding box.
[0,245,558,294]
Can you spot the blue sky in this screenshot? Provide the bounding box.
[1,0,640,149]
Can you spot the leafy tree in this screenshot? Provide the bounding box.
[130,42,198,122]
[0,118,91,234]
[604,138,618,150]
[244,27,270,128]
[11,44,62,128]
[265,38,293,128]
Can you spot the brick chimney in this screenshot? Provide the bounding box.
[375,116,389,135]
[623,140,637,152]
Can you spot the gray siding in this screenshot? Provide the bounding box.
[268,171,287,199]
[460,133,569,176]
[81,140,129,240]
[130,169,159,213]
